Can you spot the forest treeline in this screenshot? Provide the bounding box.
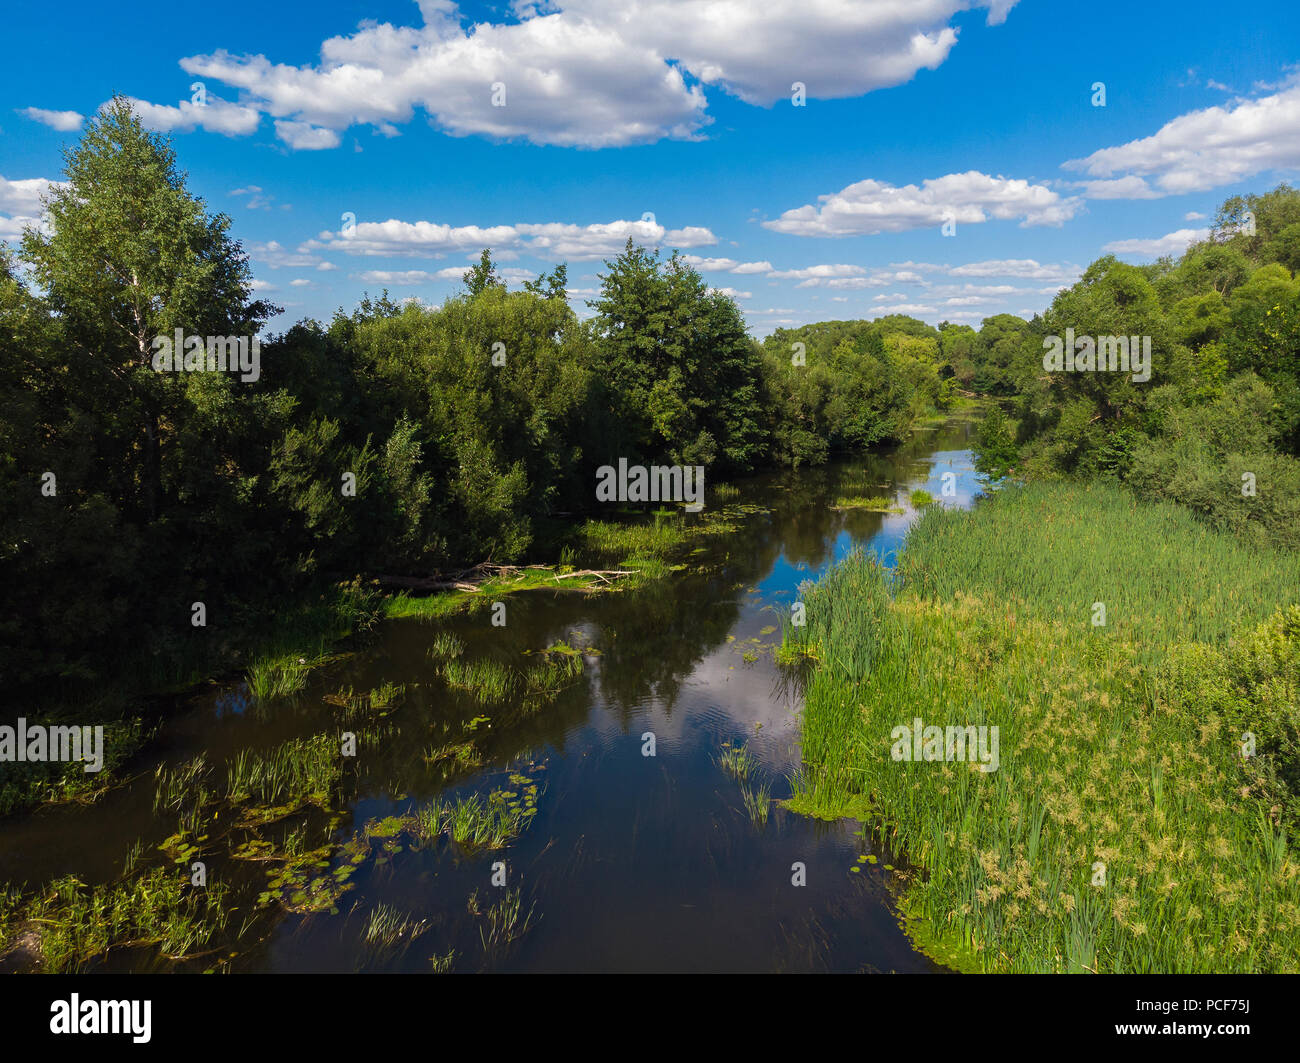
[965,184,1300,550]
[0,100,964,696]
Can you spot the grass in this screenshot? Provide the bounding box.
[225,734,342,811]
[244,580,385,700]
[0,869,231,973]
[909,488,936,507]
[153,756,214,834]
[0,709,147,819]
[717,741,757,782]
[360,904,431,968]
[428,632,465,660]
[741,781,771,828]
[833,495,903,513]
[479,887,535,952]
[437,788,539,850]
[786,480,1300,972]
[441,658,518,703]
[522,653,584,702]
[572,515,691,564]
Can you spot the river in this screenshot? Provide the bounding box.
[1,413,981,972]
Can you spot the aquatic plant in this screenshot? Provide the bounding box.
[360,903,431,968]
[428,632,466,661]
[717,741,757,782]
[225,734,341,811]
[478,887,535,952]
[741,782,771,828]
[833,495,902,513]
[441,658,519,703]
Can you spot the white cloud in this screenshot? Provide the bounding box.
[709,286,751,299]
[173,0,1017,149]
[765,171,1080,236]
[182,10,707,150]
[516,220,716,258]
[1073,175,1160,200]
[1064,83,1300,196]
[767,263,867,280]
[308,215,715,260]
[19,107,84,131]
[1185,211,1207,221]
[557,0,1019,106]
[0,175,58,216]
[872,302,936,315]
[247,240,327,269]
[680,255,773,274]
[894,258,1081,282]
[0,175,62,243]
[1102,227,1210,257]
[116,95,261,136]
[0,215,31,241]
[274,120,341,150]
[355,269,449,284]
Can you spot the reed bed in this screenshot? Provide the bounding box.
[225,734,341,808]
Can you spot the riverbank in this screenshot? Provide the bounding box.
[1,497,765,820]
[782,479,1300,971]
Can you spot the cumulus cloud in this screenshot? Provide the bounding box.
[1064,83,1300,196]
[1071,175,1161,200]
[680,255,773,274]
[557,0,1019,106]
[0,175,58,216]
[0,175,63,242]
[307,215,716,260]
[767,263,867,280]
[274,120,340,150]
[115,95,261,136]
[164,0,1015,149]
[765,171,1080,236]
[1102,228,1210,257]
[19,107,84,131]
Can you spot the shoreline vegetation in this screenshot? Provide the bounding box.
[781,480,1300,972]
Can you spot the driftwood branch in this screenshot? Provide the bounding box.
[377,565,635,593]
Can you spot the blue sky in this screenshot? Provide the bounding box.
[2,0,1298,335]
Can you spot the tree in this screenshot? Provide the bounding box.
[21,95,277,521]
[588,240,767,473]
[524,263,569,301]
[463,248,505,297]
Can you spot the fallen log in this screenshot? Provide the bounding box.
[552,569,635,581]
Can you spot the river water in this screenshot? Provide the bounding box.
[2,414,980,972]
